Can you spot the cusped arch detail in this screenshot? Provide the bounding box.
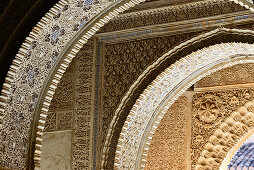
[196,102,254,170]
[221,129,254,170]
[102,28,254,169]
[0,0,148,168]
[0,0,253,169]
[114,43,254,169]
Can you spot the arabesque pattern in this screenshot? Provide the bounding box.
[115,43,254,169]
[195,100,254,169]
[145,96,188,170]
[0,0,253,169]
[192,88,254,169]
[0,0,116,168]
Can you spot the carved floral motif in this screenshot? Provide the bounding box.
[114,43,254,169]
[191,88,254,169]
[198,98,221,123]
[43,40,94,169]
[0,0,253,168]
[193,94,224,128]
[100,0,244,33]
[72,39,93,170]
[0,0,114,168]
[102,31,200,150]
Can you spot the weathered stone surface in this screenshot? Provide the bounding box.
[41,131,72,170]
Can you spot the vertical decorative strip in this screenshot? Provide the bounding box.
[72,39,94,169]
[93,38,102,170]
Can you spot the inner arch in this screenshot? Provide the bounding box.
[115,43,254,169]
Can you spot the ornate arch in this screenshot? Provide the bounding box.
[114,43,254,169]
[102,28,254,168]
[0,0,253,169]
[196,102,254,169]
[0,0,148,168]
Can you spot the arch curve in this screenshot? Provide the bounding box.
[196,101,254,169]
[221,129,254,170]
[0,0,253,169]
[0,0,148,168]
[103,28,254,168]
[114,43,254,169]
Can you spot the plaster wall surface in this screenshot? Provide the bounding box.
[41,131,72,170]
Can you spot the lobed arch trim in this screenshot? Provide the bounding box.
[102,28,254,168]
[114,43,254,169]
[0,0,252,169]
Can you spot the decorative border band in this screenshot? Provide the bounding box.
[114,43,254,169]
[0,0,252,169]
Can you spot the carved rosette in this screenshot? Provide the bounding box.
[193,94,224,128]
[191,88,254,169]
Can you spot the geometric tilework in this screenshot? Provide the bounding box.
[228,142,254,169]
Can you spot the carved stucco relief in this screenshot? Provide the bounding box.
[43,39,94,169]
[0,0,252,169]
[195,99,254,169]
[49,59,75,110]
[101,32,200,146]
[114,43,254,169]
[100,0,245,33]
[45,56,75,132]
[0,0,115,168]
[100,28,254,169]
[40,3,254,168]
[145,62,254,169]
[145,96,189,170]
[195,63,254,88]
[72,39,94,169]
[102,24,252,168]
[191,88,254,169]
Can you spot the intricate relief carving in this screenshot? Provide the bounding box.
[45,59,75,132]
[50,59,75,110]
[56,111,73,130]
[0,0,115,168]
[43,39,93,169]
[114,43,254,169]
[193,94,224,128]
[44,111,73,132]
[196,64,254,88]
[104,29,254,168]
[191,88,254,169]
[197,95,222,124]
[102,32,200,151]
[195,99,254,170]
[100,0,244,33]
[0,0,252,168]
[72,39,93,170]
[44,112,56,132]
[145,96,188,170]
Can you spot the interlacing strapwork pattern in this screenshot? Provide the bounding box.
[99,0,244,33]
[0,0,253,169]
[45,59,75,132]
[102,32,200,146]
[72,40,94,169]
[145,96,188,170]
[43,39,94,169]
